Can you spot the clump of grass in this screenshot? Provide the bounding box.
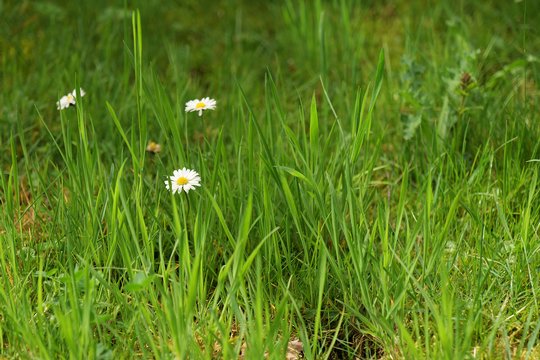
[1,1,539,358]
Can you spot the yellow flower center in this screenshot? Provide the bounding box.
[195,102,206,109]
[176,177,188,185]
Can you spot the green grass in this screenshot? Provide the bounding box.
[1,0,540,358]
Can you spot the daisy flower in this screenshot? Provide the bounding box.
[56,88,86,110]
[185,97,217,116]
[71,88,86,98]
[165,168,201,194]
[57,94,75,110]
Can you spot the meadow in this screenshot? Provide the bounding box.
[1,0,540,358]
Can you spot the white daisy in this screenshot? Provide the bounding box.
[185,97,217,116]
[71,88,86,98]
[164,168,201,194]
[56,94,74,110]
[56,88,86,110]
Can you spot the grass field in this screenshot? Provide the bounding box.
[1,0,540,358]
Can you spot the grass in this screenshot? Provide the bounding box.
[1,0,540,358]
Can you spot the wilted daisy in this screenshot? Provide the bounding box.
[185,97,216,116]
[165,168,201,194]
[56,87,86,110]
[146,141,162,154]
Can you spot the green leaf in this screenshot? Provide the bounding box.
[310,93,320,166]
